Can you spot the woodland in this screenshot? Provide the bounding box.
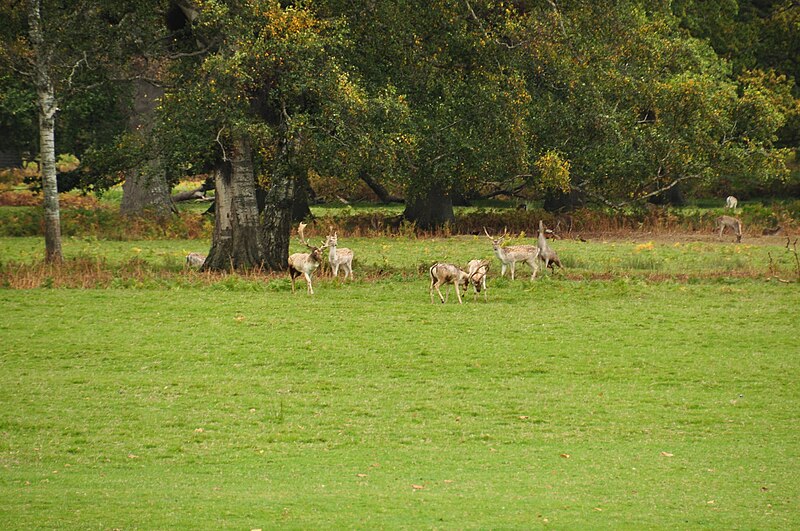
[1,0,799,268]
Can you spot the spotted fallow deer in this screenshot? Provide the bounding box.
[537,220,562,270]
[288,223,328,294]
[483,227,540,280]
[716,215,743,243]
[185,252,206,269]
[467,259,490,301]
[726,195,738,209]
[323,232,354,280]
[429,262,471,304]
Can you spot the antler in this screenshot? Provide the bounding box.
[298,222,316,249]
[483,227,494,239]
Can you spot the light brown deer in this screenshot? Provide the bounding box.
[429,262,470,304]
[185,252,206,269]
[288,223,328,294]
[467,259,490,301]
[726,195,738,209]
[716,215,743,243]
[537,220,562,270]
[323,232,354,280]
[483,227,540,280]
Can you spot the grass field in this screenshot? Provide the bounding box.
[1,235,800,528]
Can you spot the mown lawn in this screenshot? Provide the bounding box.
[1,278,798,528]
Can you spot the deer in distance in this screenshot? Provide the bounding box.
[483,227,540,280]
[288,222,328,294]
[467,259,490,301]
[726,195,738,209]
[537,220,563,271]
[185,252,206,269]
[323,232,354,280]
[716,215,743,243]
[429,262,471,304]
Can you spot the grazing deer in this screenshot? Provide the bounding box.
[467,259,490,301]
[537,220,563,270]
[726,195,738,209]
[288,223,328,294]
[185,252,206,268]
[429,262,470,304]
[716,215,743,243]
[762,225,783,236]
[483,227,540,280]
[323,232,354,280]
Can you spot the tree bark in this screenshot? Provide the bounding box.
[261,173,296,271]
[402,184,455,229]
[359,170,404,203]
[120,79,173,216]
[28,0,62,263]
[291,172,313,222]
[204,135,264,270]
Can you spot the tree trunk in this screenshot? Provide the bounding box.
[403,184,455,230]
[28,0,62,263]
[204,135,264,271]
[543,187,585,212]
[359,170,403,203]
[261,173,296,271]
[291,172,313,222]
[120,79,173,216]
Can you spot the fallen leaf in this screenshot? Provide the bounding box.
[660,452,673,457]
[444,480,453,484]
[761,486,769,491]
[356,473,367,478]
[707,500,715,505]
[412,484,425,490]
[519,415,529,420]
[594,507,603,511]
[195,428,204,433]
[127,454,138,459]
[560,453,570,459]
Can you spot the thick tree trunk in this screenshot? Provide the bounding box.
[120,79,173,216]
[204,135,264,271]
[402,184,454,230]
[29,0,62,263]
[261,173,296,271]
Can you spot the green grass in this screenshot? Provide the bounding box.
[1,281,798,528]
[2,235,797,280]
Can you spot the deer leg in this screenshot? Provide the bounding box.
[510,262,516,280]
[455,282,463,304]
[430,279,436,303]
[501,263,507,277]
[304,272,314,295]
[483,278,488,301]
[436,283,447,304]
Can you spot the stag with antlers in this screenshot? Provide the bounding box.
[288,223,328,294]
[467,259,490,301]
[537,220,563,271]
[483,227,540,280]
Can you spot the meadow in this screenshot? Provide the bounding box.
[1,177,799,528]
[1,224,799,528]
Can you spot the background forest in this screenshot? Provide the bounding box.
[1,0,799,267]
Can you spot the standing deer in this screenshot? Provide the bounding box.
[716,215,743,243]
[288,223,328,294]
[726,196,738,209]
[429,263,471,304]
[537,220,563,270]
[467,259,490,301]
[483,227,540,280]
[323,232,354,280]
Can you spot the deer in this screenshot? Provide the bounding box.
[537,220,563,271]
[288,222,328,294]
[726,195,738,209]
[483,227,540,280]
[716,215,743,243]
[323,232,354,280]
[467,259,490,301]
[185,252,206,268]
[429,262,471,304]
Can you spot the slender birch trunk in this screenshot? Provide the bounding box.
[28,0,62,263]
